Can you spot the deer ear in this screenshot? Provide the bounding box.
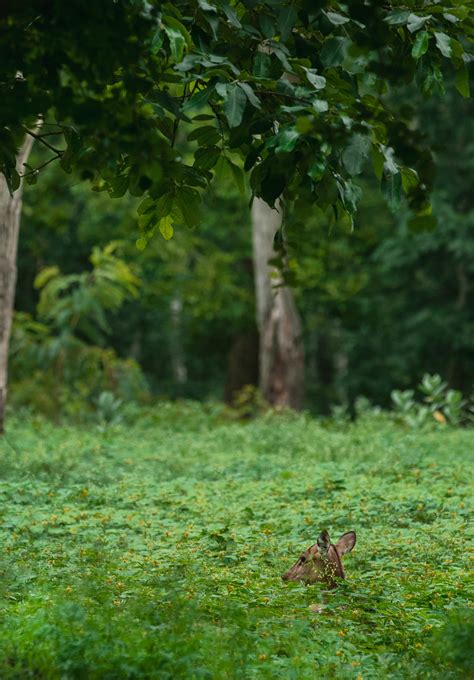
[336,531,356,555]
[317,530,331,552]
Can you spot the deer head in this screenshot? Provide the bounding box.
[281,530,356,588]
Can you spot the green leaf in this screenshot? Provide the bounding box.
[152,194,173,225]
[238,83,261,109]
[34,266,60,289]
[455,63,470,98]
[443,12,459,24]
[244,143,265,171]
[225,158,245,195]
[308,159,326,182]
[382,148,398,176]
[342,134,371,176]
[260,171,286,206]
[194,145,220,170]
[175,54,200,73]
[215,82,228,99]
[411,31,430,59]
[407,14,432,34]
[150,92,191,122]
[382,171,402,212]
[163,25,185,63]
[295,117,313,134]
[188,125,218,142]
[313,99,329,113]
[107,175,129,199]
[220,3,241,28]
[176,187,201,227]
[450,39,464,60]
[337,180,362,214]
[192,114,214,122]
[320,38,348,68]
[223,84,247,128]
[272,44,292,71]
[384,10,410,25]
[158,215,174,240]
[198,0,216,11]
[336,202,354,231]
[137,197,155,215]
[434,32,452,58]
[151,29,163,54]
[5,167,20,194]
[259,14,275,38]
[278,6,297,41]
[445,7,470,21]
[408,214,437,232]
[305,69,326,90]
[163,15,192,48]
[371,144,384,181]
[275,128,300,154]
[325,11,350,26]
[138,211,154,231]
[25,170,38,185]
[401,167,419,194]
[253,51,271,78]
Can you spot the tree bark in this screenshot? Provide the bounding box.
[251,198,304,409]
[224,330,259,404]
[170,296,188,388]
[0,133,34,433]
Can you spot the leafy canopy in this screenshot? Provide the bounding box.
[1,0,472,239]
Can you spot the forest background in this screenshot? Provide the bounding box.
[1,3,473,677]
[10,83,474,421]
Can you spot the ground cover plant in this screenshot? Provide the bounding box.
[0,404,473,679]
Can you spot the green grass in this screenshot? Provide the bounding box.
[0,404,473,679]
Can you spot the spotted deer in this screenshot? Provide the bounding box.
[282,530,356,589]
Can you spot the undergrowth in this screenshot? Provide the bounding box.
[0,404,472,679]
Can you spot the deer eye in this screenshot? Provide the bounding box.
[299,556,306,564]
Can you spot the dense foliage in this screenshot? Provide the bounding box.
[0,407,472,678]
[11,243,147,418]
[12,82,474,413]
[2,5,473,677]
[1,0,472,235]
[12,153,254,411]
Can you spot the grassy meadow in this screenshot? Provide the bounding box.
[0,404,473,679]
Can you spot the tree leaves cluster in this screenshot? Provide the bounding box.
[10,242,146,417]
[1,0,472,240]
[34,242,140,344]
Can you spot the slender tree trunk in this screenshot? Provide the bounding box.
[0,133,34,433]
[170,296,187,388]
[251,198,304,409]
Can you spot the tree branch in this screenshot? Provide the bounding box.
[19,153,62,178]
[23,127,63,154]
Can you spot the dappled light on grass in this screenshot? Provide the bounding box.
[0,407,472,678]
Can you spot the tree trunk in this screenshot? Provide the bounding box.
[251,198,304,409]
[224,330,259,404]
[0,133,34,433]
[170,296,188,389]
